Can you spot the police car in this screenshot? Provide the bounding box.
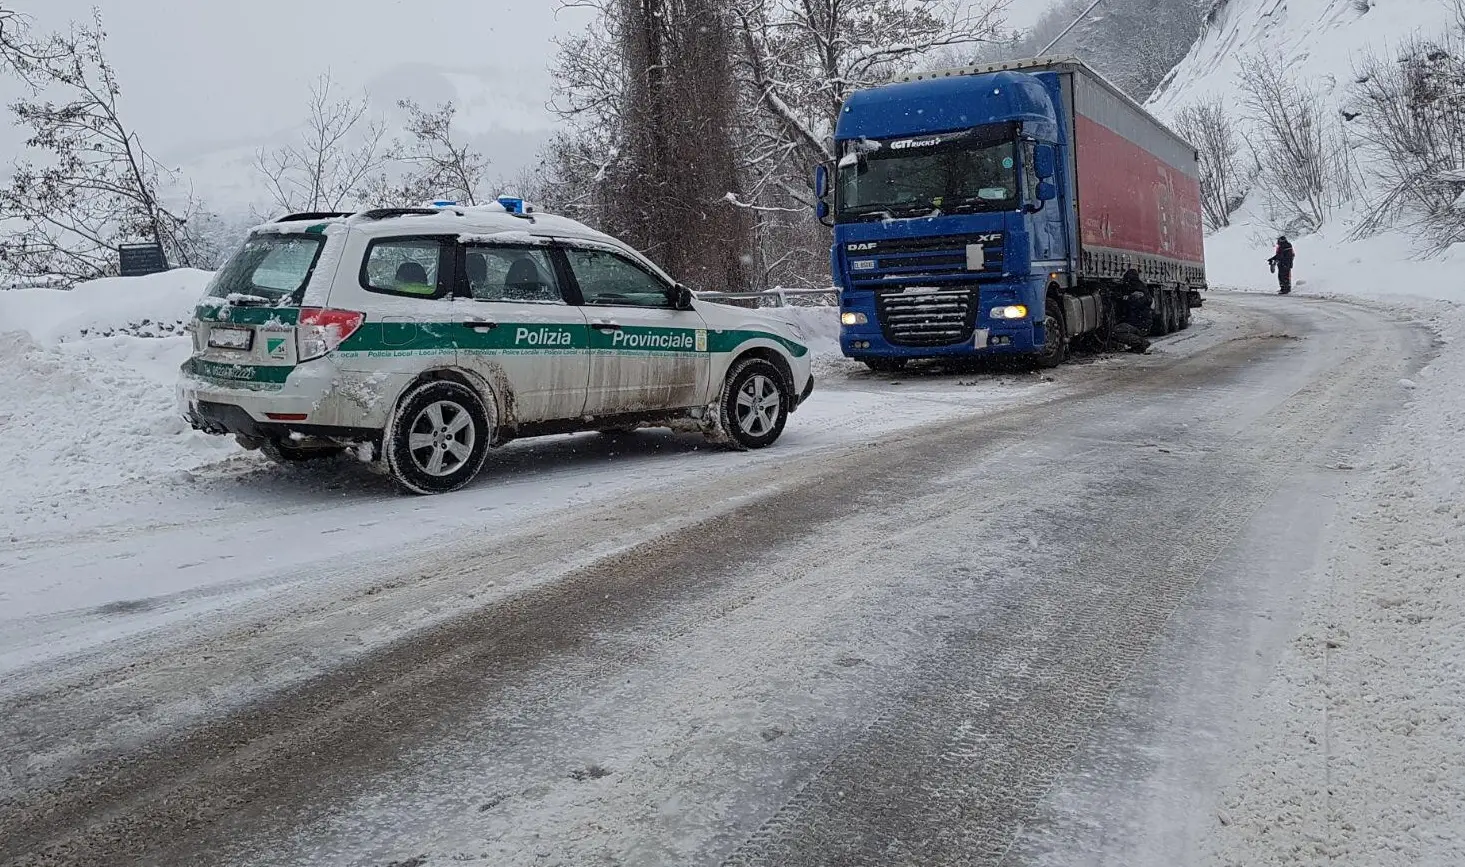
[178,199,815,494]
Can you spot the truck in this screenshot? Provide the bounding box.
[814,56,1207,370]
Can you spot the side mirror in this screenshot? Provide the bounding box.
[671,283,695,310]
[1033,143,1057,180]
[1036,181,1058,202]
[814,164,834,227]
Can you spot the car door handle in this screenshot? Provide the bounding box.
[591,321,622,331]
[460,319,497,331]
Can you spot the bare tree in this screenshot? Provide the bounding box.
[1173,98,1255,230]
[255,73,388,214]
[735,0,1008,170]
[0,11,196,282]
[0,7,68,82]
[730,0,1008,288]
[1237,53,1354,233]
[541,0,630,228]
[1350,16,1465,251]
[384,99,491,206]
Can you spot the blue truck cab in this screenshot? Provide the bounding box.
[821,67,1074,369]
[821,58,1208,371]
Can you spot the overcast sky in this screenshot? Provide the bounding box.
[5,0,1055,205]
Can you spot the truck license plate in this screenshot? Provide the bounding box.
[973,328,990,348]
[208,327,253,351]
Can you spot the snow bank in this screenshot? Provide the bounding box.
[0,333,236,504]
[0,269,214,345]
[767,304,842,358]
[0,270,236,505]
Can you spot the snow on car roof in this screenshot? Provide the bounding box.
[249,204,614,245]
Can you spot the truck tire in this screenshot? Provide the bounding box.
[1033,298,1069,368]
[383,380,493,495]
[1180,295,1193,330]
[1151,292,1171,337]
[717,357,789,451]
[863,358,907,373]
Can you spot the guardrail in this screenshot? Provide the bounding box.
[695,288,838,308]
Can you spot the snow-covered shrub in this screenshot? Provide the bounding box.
[1238,53,1356,235]
[1350,8,1465,253]
[1174,98,1257,231]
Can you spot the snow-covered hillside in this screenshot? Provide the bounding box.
[1150,0,1455,116]
[1149,0,1463,303]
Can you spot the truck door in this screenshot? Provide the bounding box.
[560,245,710,417]
[1025,140,1069,264]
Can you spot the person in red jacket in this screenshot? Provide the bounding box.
[1268,235,1295,295]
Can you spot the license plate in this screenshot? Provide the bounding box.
[208,327,253,351]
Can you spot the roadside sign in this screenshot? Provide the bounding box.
[119,242,168,277]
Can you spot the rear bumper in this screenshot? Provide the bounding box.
[184,399,377,442]
[178,355,405,438]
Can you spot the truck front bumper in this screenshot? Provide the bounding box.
[841,321,1044,359]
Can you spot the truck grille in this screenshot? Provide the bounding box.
[876,286,977,347]
[847,233,1005,287]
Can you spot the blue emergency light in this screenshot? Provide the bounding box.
[497,195,526,214]
[431,200,458,208]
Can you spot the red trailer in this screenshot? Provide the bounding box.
[1065,61,1207,300]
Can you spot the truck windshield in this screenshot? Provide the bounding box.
[205,233,325,304]
[837,126,1018,222]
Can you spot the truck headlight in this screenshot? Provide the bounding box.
[991,305,1029,320]
[841,311,868,326]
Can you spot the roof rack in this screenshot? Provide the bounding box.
[357,207,451,221]
[275,211,353,223]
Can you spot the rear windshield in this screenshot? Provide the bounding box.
[206,233,326,302]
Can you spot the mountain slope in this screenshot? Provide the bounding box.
[1149,0,1455,115]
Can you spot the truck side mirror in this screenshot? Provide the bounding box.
[1037,181,1058,202]
[814,164,829,200]
[1033,144,1057,180]
[816,200,831,223]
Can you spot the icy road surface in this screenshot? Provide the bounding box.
[0,294,1433,866]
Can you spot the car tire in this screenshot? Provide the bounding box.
[717,357,789,451]
[260,441,344,464]
[383,379,493,495]
[863,358,907,373]
[1033,297,1069,369]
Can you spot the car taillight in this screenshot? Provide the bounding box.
[297,307,365,361]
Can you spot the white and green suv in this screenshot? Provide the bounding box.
[178,201,814,494]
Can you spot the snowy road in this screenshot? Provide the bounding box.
[0,294,1432,867]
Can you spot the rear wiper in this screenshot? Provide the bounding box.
[224,292,277,307]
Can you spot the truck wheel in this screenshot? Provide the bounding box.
[1033,298,1068,368]
[261,441,344,464]
[383,380,492,495]
[717,357,789,451]
[1180,295,1193,330]
[1151,293,1171,337]
[863,358,907,373]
